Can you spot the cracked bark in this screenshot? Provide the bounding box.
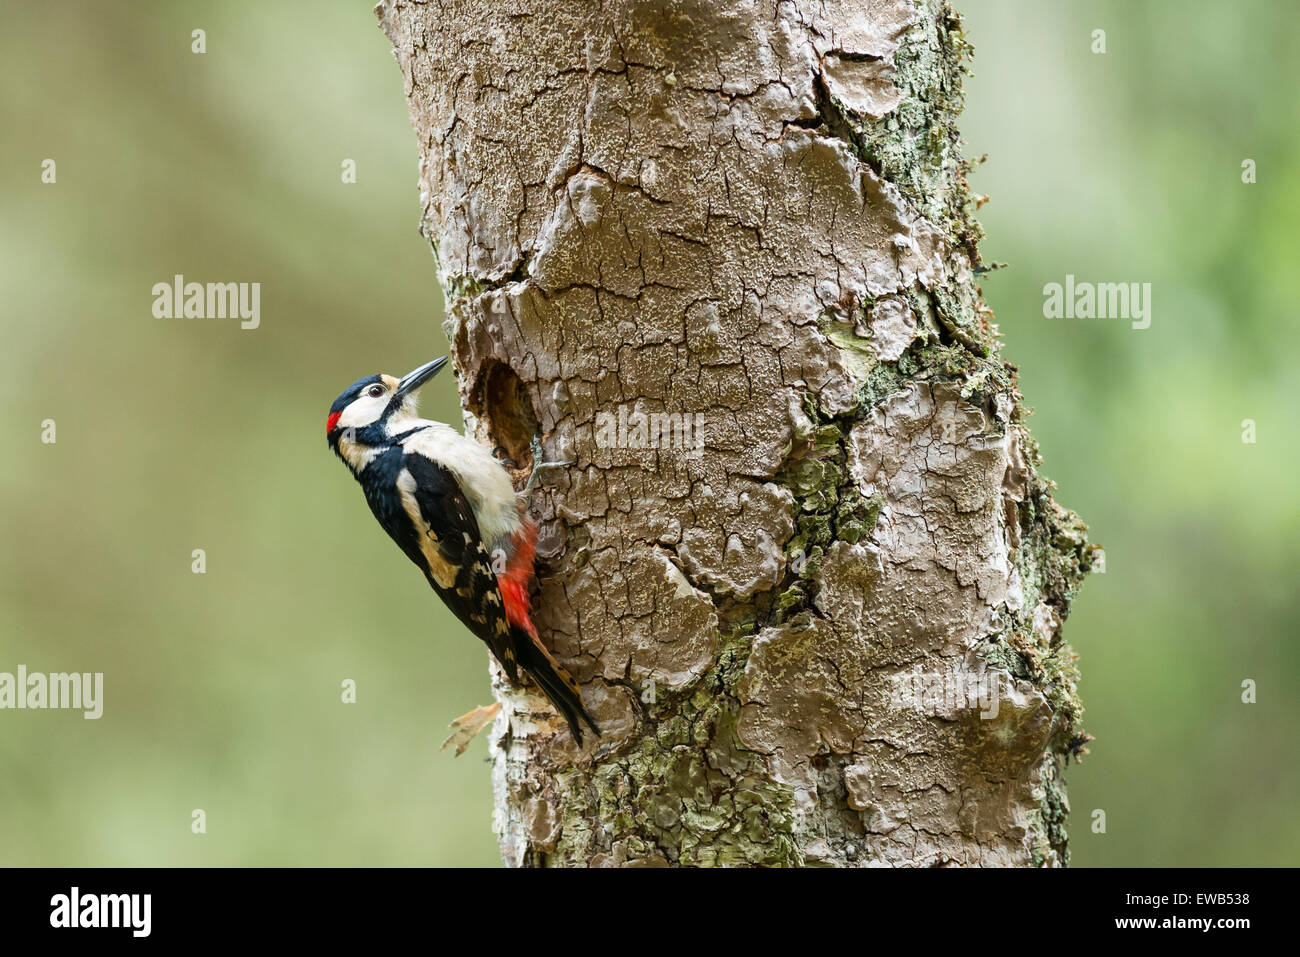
[377,0,1095,867]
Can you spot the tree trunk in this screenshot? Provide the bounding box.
[377,0,1094,867]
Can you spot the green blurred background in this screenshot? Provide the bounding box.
[0,1,1295,866]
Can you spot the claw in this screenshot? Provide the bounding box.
[440,702,502,757]
[521,433,572,498]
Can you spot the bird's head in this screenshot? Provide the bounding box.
[326,357,448,457]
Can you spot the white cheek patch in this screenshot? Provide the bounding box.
[337,393,389,429]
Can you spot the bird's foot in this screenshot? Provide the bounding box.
[439,702,503,757]
[521,433,574,497]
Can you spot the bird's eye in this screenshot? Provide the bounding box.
[368,385,385,398]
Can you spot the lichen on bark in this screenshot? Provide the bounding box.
[377,0,1094,867]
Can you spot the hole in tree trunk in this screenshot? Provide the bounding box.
[470,359,539,481]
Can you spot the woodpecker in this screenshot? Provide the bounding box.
[325,357,600,744]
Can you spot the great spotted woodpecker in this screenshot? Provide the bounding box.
[325,357,599,744]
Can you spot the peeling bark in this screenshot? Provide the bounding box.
[377,0,1094,867]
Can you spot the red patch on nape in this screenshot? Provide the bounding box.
[326,411,342,436]
[497,519,538,637]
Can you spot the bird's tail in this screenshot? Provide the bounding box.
[513,628,602,746]
[496,518,600,744]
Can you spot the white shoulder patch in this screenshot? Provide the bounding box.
[395,467,458,589]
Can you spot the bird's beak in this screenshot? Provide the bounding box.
[394,357,449,399]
